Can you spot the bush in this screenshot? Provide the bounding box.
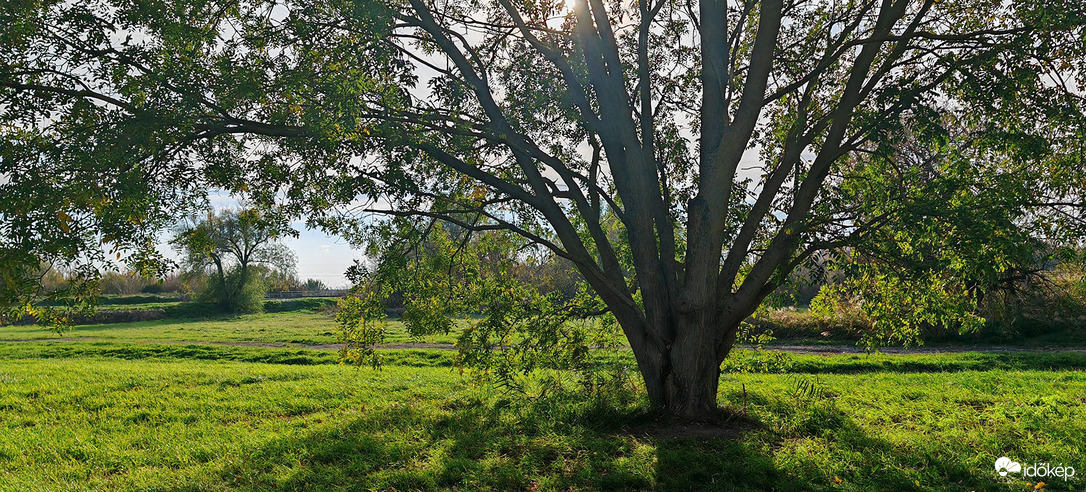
[97,295,182,305]
[138,274,184,294]
[199,269,267,315]
[975,262,1086,337]
[162,302,226,319]
[794,259,1086,344]
[233,276,266,314]
[809,284,870,333]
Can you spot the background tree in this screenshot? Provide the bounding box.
[303,278,329,293]
[172,209,296,313]
[2,0,1085,417]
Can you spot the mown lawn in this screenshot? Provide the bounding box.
[1,311,464,346]
[0,338,1083,491]
[0,312,343,345]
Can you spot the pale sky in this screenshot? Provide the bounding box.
[278,228,361,289]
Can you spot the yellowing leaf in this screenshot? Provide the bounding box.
[57,210,72,233]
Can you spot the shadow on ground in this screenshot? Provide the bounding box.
[162,390,1007,492]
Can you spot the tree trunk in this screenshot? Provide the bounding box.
[630,313,738,420]
[664,323,724,419]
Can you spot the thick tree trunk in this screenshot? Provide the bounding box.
[596,256,753,420]
[663,322,724,419]
[629,313,739,420]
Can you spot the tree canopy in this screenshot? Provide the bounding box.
[2,0,1084,416]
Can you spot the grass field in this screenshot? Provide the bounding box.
[1,310,1084,491]
[2,310,462,346]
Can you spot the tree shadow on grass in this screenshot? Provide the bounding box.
[647,404,996,491]
[212,398,661,491]
[160,389,1010,492]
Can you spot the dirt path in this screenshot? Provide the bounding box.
[743,344,1086,354]
[3,337,1084,354]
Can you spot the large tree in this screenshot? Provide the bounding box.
[2,0,1084,416]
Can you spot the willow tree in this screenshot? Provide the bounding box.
[2,0,1083,417]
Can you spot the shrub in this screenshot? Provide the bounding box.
[976,262,1086,337]
[199,269,266,314]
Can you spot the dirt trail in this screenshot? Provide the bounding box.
[2,337,1083,354]
[743,344,1086,354]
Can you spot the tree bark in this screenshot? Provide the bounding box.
[617,303,741,420]
[662,316,726,419]
[634,343,726,420]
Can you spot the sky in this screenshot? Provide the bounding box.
[276,226,361,289]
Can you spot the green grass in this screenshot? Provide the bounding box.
[1,311,1084,491]
[0,342,454,367]
[0,311,462,346]
[0,312,339,345]
[1,352,1083,491]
